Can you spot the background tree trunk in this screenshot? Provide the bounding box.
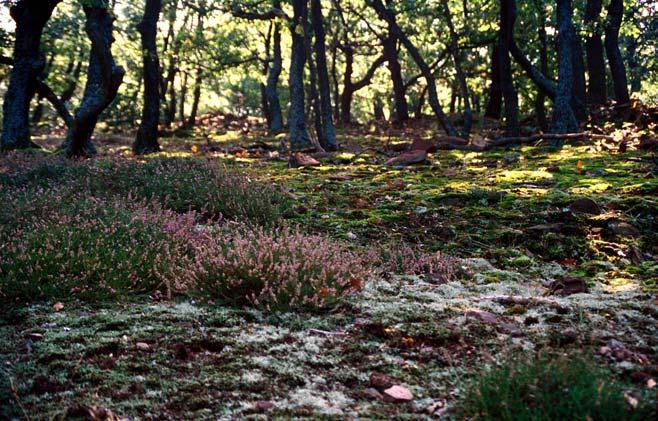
[604,0,630,105]
[484,45,502,119]
[571,35,588,120]
[584,0,607,106]
[535,7,548,130]
[383,0,409,124]
[551,0,578,135]
[369,0,456,136]
[498,0,519,136]
[311,0,337,151]
[65,6,125,157]
[265,0,284,133]
[1,0,62,150]
[442,0,472,138]
[133,0,162,155]
[288,0,313,150]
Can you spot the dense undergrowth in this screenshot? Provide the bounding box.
[0,130,656,418]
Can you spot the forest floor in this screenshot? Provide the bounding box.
[1,114,657,419]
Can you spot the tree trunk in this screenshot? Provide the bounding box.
[178,71,188,122]
[536,8,548,131]
[186,65,202,128]
[330,39,340,122]
[303,16,324,148]
[288,0,313,150]
[340,46,354,125]
[551,0,578,135]
[1,0,61,150]
[369,0,456,136]
[163,7,189,127]
[383,1,409,124]
[442,0,472,138]
[604,0,630,105]
[484,45,502,119]
[65,6,125,157]
[584,0,607,106]
[571,34,588,120]
[133,0,162,155]
[265,0,284,133]
[311,0,337,151]
[498,0,519,136]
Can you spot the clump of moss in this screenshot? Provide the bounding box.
[457,354,655,420]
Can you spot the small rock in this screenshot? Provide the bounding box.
[465,310,499,325]
[52,302,64,312]
[135,342,150,352]
[346,231,358,240]
[370,372,395,390]
[527,223,565,233]
[383,385,413,402]
[385,150,428,166]
[569,198,602,215]
[364,388,384,400]
[254,401,275,412]
[548,276,588,296]
[609,222,641,238]
[288,152,321,168]
[502,152,521,166]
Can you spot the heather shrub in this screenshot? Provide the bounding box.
[182,224,367,311]
[86,158,291,224]
[376,244,457,283]
[1,157,291,225]
[457,354,655,420]
[0,198,198,302]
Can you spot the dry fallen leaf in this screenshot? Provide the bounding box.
[136,342,151,351]
[52,302,64,312]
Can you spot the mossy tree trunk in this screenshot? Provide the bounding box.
[288,0,313,150]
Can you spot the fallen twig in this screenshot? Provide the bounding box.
[434,132,615,151]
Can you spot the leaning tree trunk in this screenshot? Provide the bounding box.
[265,0,284,133]
[604,0,630,105]
[133,0,163,155]
[65,6,125,157]
[584,0,607,106]
[551,0,578,135]
[369,0,456,136]
[185,65,202,128]
[288,0,313,150]
[1,0,61,150]
[498,0,519,136]
[311,0,337,151]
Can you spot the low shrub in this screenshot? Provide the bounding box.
[181,224,367,311]
[0,198,198,302]
[457,354,655,420]
[1,156,292,225]
[376,244,457,283]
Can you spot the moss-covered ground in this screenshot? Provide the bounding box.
[1,125,656,418]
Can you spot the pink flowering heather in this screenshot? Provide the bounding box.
[376,243,457,284]
[177,223,368,311]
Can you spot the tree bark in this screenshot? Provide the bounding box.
[340,51,386,125]
[65,6,125,157]
[288,0,313,150]
[1,0,62,150]
[442,0,472,138]
[535,7,548,131]
[383,0,409,124]
[604,0,630,105]
[551,0,578,135]
[369,0,456,136]
[498,0,519,136]
[311,0,337,151]
[133,0,162,155]
[584,0,607,106]
[303,15,324,148]
[571,34,588,120]
[265,0,284,133]
[484,45,502,119]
